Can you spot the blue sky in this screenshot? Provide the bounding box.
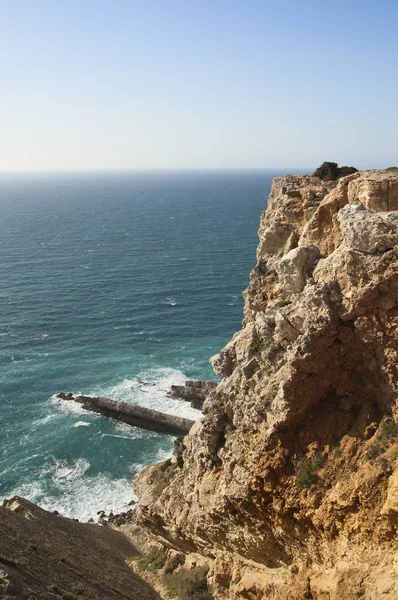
[1,0,397,171]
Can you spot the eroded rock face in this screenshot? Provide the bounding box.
[338,203,398,253]
[135,170,398,600]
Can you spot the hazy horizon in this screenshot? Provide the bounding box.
[1,0,397,172]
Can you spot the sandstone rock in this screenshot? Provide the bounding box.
[135,170,398,600]
[338,203,398,253]
[347,170,398,211]
[381,465,398,515]
[210,324,256,378]
[275,244,320,293]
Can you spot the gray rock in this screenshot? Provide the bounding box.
[338,204,398,253]
[275,244,320,293]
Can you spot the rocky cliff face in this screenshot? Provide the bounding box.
[135,170,398,599]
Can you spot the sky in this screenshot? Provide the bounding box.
[0,0,397,172]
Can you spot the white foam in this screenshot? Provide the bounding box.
[102,433,134,440]
[40,457,91,482]
[49,394,99,417]
[33,413,58,427]
[5,472,135,522]
[160,297,177,306]
[73,421,90,428]
[96,367,202,420]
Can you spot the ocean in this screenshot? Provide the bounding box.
[0,170,280,520]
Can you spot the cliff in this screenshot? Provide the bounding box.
[135,170,398,599]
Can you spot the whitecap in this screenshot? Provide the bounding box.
[50,394,98,417]
[33,413,58,427]
[73,421,90,428]
[40,457,91,481]
[160,297,177,306]
[94,368,202,421]
[3,473,135,523]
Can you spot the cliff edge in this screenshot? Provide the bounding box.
[135,170,398,599]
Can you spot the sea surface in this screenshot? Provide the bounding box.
[0,170,283,520]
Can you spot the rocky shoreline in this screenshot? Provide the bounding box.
[4,170,398,599]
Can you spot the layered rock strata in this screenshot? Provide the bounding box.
[135,170,398,599]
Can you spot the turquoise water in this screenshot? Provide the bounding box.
[0,170,277,520]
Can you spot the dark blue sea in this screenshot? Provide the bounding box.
[0,170,279,520]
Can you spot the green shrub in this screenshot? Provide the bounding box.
[366,419,398,461]
[48,584,61,594]
[379,419,398,441]
[276,300,291,308]
[138,548,167,572]
[160,458,173,472]
[0,554,18,567]
[333,446,342,459]
[165,566,213,599]
[366,443,382,460]
[339,165,358,177]
[312,162,357,181]
[296,453,324,489]
[248,338,264,358]
[386,166,398,171]
[377,457,389,470]
[153,461,177,498]
[72,584,85,596]
[25,540,38,552]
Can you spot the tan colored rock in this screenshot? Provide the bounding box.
[381,464,398,515]
[338,204,398,253]
[275,244,320,293]
[347,170,398,211]
[210,323,256,378]
[135,170,398,600]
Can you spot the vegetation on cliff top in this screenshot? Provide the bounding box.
[312,161,358,180]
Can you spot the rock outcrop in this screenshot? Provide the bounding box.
[167,380,218,409]
[135,170,398,599]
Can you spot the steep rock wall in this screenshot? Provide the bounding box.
[135,170,398,599]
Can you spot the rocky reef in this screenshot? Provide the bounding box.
[135,170,398,599]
